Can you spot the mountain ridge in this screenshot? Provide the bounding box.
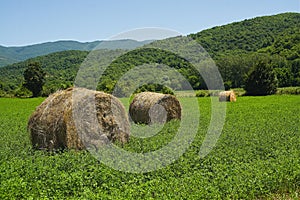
[0,39,152,67]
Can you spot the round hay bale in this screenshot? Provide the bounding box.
[219,90,236,102]
[28,87,130,150]
[129,92,181,124]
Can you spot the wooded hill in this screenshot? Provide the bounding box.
[191,12,300,89]
[190,12,299,58]
[0,40,151,67]
[0,12,299,97]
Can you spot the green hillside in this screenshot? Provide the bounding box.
[0,39,152,67]
[0,12,299,97]
[70,12,300,93]
[0,50,89,96]
[190,12,300,58]
[190,12,300,89]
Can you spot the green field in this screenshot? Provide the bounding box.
[0,96,299,199]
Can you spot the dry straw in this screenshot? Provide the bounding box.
[28,87,130,150]
[129,92,181,124]
[219,90,237,102]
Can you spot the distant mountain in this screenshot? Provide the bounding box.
[0,39,152,67]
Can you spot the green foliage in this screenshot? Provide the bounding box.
[276,87,300,95]
[291,59,300,86]
[190,12,300,58]
[231,88,246,96]
[192,13,300,90]
[0,50,89,96]
[260,27,300,60]
[133,84,174,95]
[195,90,210,97]
[14,86,32,98]
[274,67,293,87]
[97,48,202,96]
[216,53,296,89]
[23,62,46,97]
[245,61,278,96]
[223,81,232,90]
[0,96,299,199]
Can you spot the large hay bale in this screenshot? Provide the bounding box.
[129,92,181,124]
[219,90,236,102]
[28,87,129,150]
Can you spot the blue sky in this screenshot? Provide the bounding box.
[0,0,299,46]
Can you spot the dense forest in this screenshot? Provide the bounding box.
[191,12,300,89]
[0,12,299,97]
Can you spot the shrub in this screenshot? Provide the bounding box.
[14,86,32,98]
[134,84,174,95]
[195,90,210,97]
[276,87,300,95]
[244,61,278,96]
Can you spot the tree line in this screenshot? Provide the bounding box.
[3,48,296,98]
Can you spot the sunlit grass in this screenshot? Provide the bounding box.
[0,96,299,199]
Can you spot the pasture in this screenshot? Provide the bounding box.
[0,95,299,199]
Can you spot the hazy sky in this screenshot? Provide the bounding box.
[0,0,299,46]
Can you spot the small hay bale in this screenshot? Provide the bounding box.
[28,87,130,150]
[129,92,181,124]
[219,90,236,102]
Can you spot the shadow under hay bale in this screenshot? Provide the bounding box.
[129,92,181,124]
[219,90,237,102]
[28,87,130,150]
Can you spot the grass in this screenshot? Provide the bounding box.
[0,95,299,199]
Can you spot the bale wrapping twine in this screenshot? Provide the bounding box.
[28,87,130,150]
[129,92,181,124]
[219,90,237,102]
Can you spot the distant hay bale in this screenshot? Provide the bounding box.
[219,90,237,102]
[129,92,181,124]
[28,87,130,150]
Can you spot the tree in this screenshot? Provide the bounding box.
[274,67,292,87]
[244,61,278,96]
[23,62,46,97]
